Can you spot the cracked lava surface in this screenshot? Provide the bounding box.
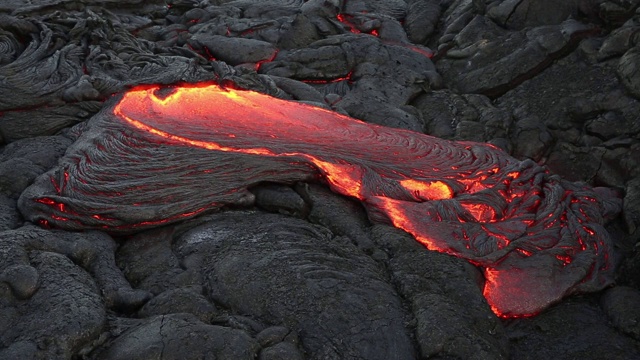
[18,83,622,318]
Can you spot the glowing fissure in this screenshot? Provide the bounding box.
[336,13,379,37]
[20,83,622,318]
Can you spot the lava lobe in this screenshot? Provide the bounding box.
[18,83,622,318]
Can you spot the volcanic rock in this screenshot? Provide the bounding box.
[137,286,218,323]
[506,301,640,359]
[437,17,597,97]
[486,0,581,29]
[601,286,640,340]
[93,313,260,360]
[188,34,278,65]
[15,82,622,319]
[1,0,640,358]
[252,183,309,217]
[370,225,509,359]
[618,44,640,98]
[403,0,441,43]
[0,251,105,359]
[175,211,416,359]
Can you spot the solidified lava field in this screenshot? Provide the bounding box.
[1,0,640,359]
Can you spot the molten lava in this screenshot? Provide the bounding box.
[18,83,622,318]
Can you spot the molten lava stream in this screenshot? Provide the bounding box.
[21,82,621,318]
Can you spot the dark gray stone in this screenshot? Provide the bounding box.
[252,183,309,217]
[94,313,260,359]
[259,341,305,360]
[623,177,640,234]
[486,0,580,29]
[256,326,291,347]
[618,45,640,99]
[295,182,374,251]
[116,227,202,295]
[0,196,23,233]
[545,143,605,183]
[188,34,278,65]
[437,17,597,97]
[370,225,509,360]
[404,0,441,43]
[175,211,416,360]
[0,251,105,359]
[510,114,552,161]
[0,136,72,197]
[0,226,150,311]
[601,286,640,340]
[412,90,513,142]
[507,301,640,360]
[137,286,219,323]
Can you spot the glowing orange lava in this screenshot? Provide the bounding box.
[22,83,621,319]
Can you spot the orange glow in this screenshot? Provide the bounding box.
[399,179,453,200]
[373,196,448,253]
[461,203,495,222]
[28,82,619,319]
[308,157,363,199]
[483,268,539,318]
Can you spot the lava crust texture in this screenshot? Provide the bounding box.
[19,83,622,317]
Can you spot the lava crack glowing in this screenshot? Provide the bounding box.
[18,83,622,318]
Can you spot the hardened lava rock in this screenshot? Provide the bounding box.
[19,83,622,318]
[173,211,416,359]
[2,0,640,358]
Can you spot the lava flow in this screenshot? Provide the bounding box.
[18,83,622,318]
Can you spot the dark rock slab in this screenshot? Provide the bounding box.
[174,211,416,360]
[0,226,149,310]
[344,0,407,19]
[0,195,21,231]
[506,301,640,359]
[491,42,640,189]
[618,250,640,290]
[404,0,441,43]
[93,313,260,359]
[137,286,218,323]
[1,1,639,358]
[618,45,640,99]
[412,90,513,143]
[596,19,640,61]
[0,135,72,197]
[437,17,597,97]
[486,0,581,29]
[370,225,509,360]
[623,177,640,235]
[545,142,605,183]
[252,182,309,217]
[277,13,325,49]
[0,103,102,143]
[601,286,640,340]
[188,34,278,65]
[0,251,105,359]
[268,75,327,103]
[296,182,373,251]
[261,38,353,79]
[116,227,202,295]
[259,341,305,360]
[0,0,166,15]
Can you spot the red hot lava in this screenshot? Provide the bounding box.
[19,83,621,318]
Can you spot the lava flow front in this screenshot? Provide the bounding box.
[18,83,622,318]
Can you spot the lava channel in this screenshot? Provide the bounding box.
[18,82,622,318]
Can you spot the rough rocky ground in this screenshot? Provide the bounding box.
[1,0,640,359]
